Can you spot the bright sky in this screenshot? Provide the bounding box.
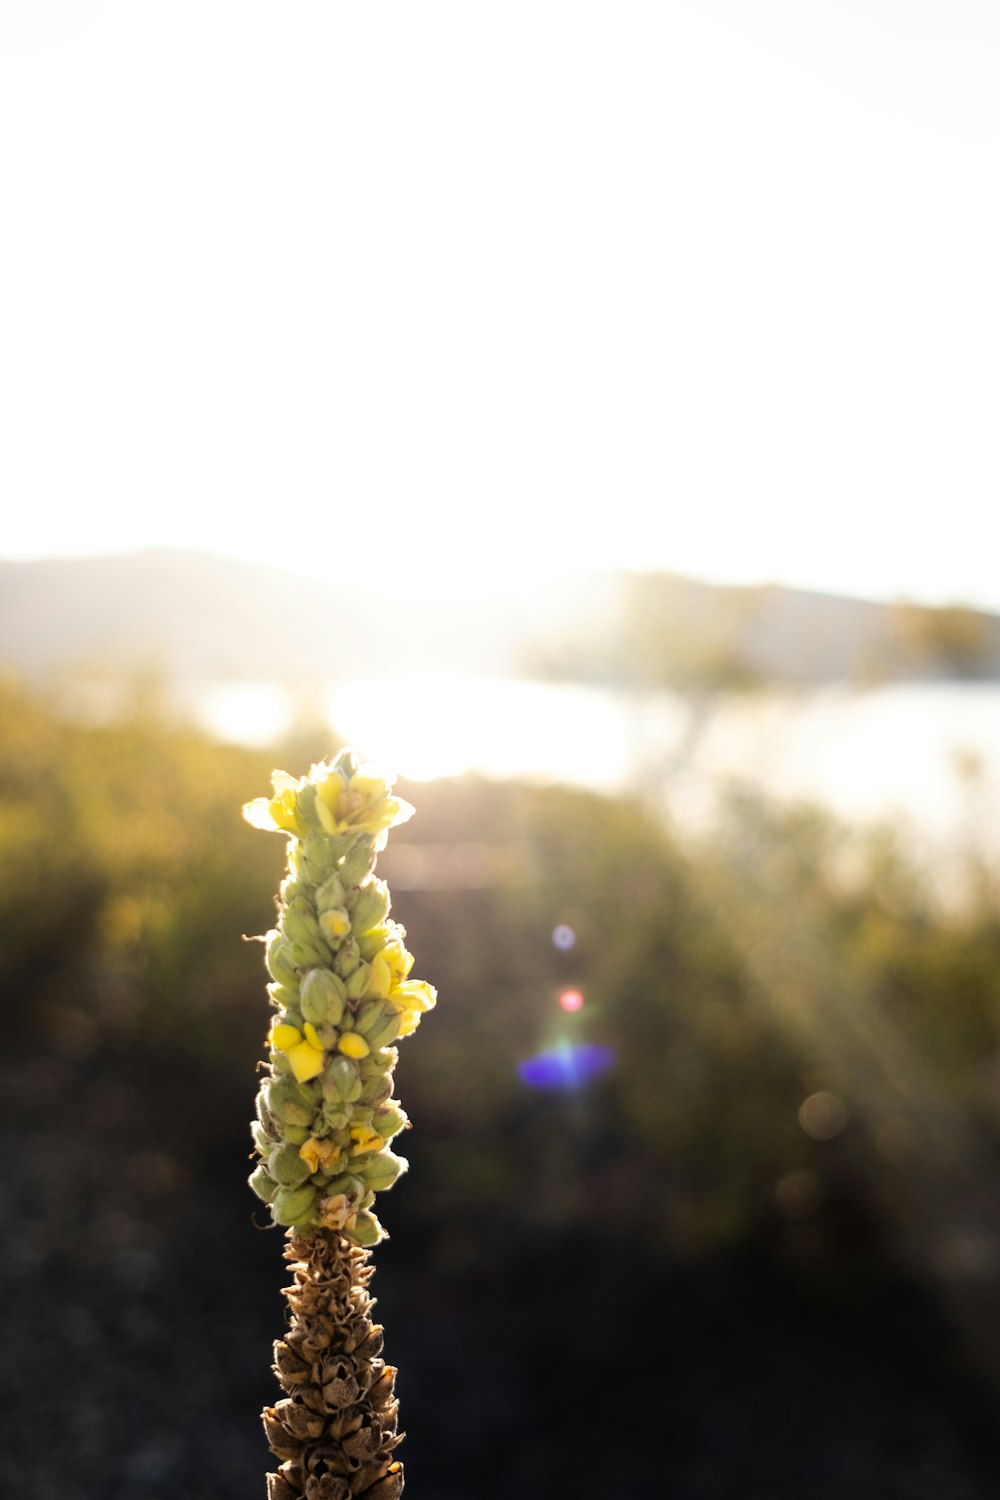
[2,0,998,606]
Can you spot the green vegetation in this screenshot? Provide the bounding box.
[4,669,1000,1297]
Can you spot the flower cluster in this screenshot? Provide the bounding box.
[245,751,435,1246]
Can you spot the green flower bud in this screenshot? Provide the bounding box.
[367,1012,401,1049]
[344,1209,384,1247]
[282,1123,311,1146]
[320,1099,353,1134]
[349,878,391,934]
[251,1120,273,1154]
[256,1092,276,1134]
[359,1047,397,1080]
[318,908,352,947]
[285,938,325,971]
[268,1142,313,1188]
[339,836,377,886]
[266,932,298,988]
[267,983,299,1010]
[322,1055,363,1104]
[343,962,370,999]
[357,925,390,962]
[300,968,346,1027]
[266,1074,316,1127]
[272,1183,317,1226]
[331,747,358,779]
[358,1150,408,1193]
[315,871,347,914]
[353,998,392,1039]
[372,1101,408,1140]
[294,780,320,828]
[300,831,336,883]
[324,1171,365,1203]
[282,903,331,966]
[335,940,362,980]
[249,1164,279,1203]
[358,1073,393,1107]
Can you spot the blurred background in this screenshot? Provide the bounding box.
[4,3,1000,1497]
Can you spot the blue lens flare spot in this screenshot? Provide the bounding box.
[552,924,576,950]
[517,1042,615,1090]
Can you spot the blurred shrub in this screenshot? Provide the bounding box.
[4,671,1000,1275]
[0,672,282,1066]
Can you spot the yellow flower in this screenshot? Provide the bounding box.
[243,770,303,834]
[269,1018,326,1084]
[365,936,413,1000]
[318,907,351,944]
[299,1136,342,1174]
[392,979,437,1013]
[270,1022,303,1053]
[349,1124,385,1156]
[394,1009,421,1038]
[301,1021,324,1050]
[287,1039,324,1082]
[337,1031,370,1060]
[313,763,414,837]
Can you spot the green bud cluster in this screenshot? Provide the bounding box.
[244,750,436,1246]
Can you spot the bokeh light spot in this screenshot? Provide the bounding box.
[798,1091,848,1141]
[774,1169,823,1218]
[518,1042,615,1090]
[552,924,577,950]
[559,988,584,1013]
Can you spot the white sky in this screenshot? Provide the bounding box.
[2,0,999,606]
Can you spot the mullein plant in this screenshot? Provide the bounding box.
[244,751,436,1500]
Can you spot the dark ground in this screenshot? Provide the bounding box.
[4,1047,1000,1500]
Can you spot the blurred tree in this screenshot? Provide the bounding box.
[888,601,993,677]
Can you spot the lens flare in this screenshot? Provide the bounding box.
[517,1041,615,1090]
[559,989,584,1013]
[552,924,577,950]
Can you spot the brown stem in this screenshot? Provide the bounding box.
[263,1228,404,1500]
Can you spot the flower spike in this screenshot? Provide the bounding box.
[245,752,426,1500]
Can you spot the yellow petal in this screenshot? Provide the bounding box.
[268,792,299,833]
[243,798,278,831]
[270,1023,303,1052]
[349,1126,385,1155]
[299,1137,322,1173]
[383,939,413,983]
[385,795,415,827]
[319,908,351,944]
[366,955,392,1001]
[302,1021,324,1051]
[394,979,437,1013]
[337,1031,371,1060]
[316,796,340,835]
[288,1040,325,1082]
[271,770,301,797]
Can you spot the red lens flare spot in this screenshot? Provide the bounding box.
[559,989,584,1013]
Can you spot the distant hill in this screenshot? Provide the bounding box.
[1,550,999,690]
[527,573,1000,687]
[0,550,531,683]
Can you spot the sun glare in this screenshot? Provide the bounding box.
[327,676,633,787]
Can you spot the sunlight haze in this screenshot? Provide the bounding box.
[2,1,998,605]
